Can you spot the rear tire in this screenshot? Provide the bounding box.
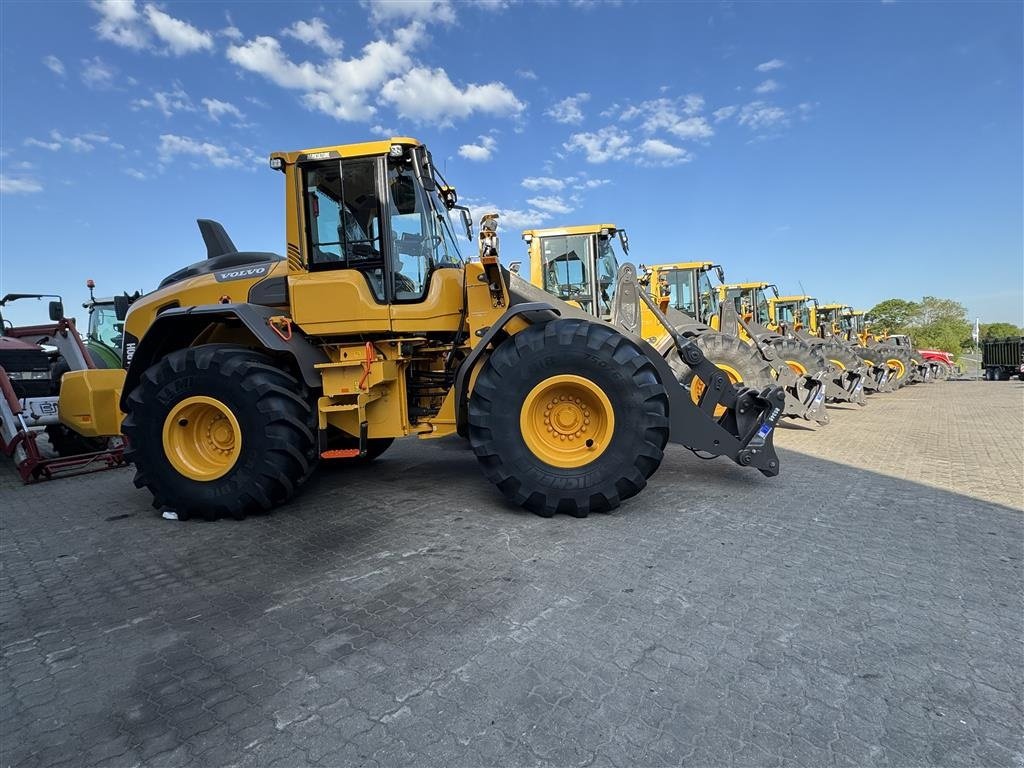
[122,344,316,521]
[468,319,669,518]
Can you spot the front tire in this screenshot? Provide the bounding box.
[122,344,316,521]
[666,331,776,416]
[468,319,670,518]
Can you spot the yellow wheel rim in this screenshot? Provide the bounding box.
[520,375,614,468]
[689,364,741,419]
[829,358,847,371]
[887,358,907,379]
[786,360,808,376]
[162,396,241,481]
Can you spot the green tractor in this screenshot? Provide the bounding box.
[82,280,138,369]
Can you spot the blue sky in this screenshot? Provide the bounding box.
[1,0,1021,327]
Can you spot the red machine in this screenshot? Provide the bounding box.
[0,294,125,482]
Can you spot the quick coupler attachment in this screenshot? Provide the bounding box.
[733,386,785,477]
[799,374,829,425]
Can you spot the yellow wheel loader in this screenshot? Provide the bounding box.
[816,305,913,390]
[518,226,779,421]
[768,294,870,403]
[58,138,784,520]
[518,227,828,425]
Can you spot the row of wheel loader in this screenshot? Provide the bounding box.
[7,136,948,520]
[517,223,951,433]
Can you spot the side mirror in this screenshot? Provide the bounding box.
[715,266,725,283]
[114,295,132,321]
[509,261,522,274]
[48,301,64,322]
[618,230,630,255]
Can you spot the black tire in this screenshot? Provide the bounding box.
[765,337,828,378]
[817,341,865,374]
[122,344,316,521]
[666,331,776,391]
[468,318,670,518]
[873,345,914,387]
[45,425,109,457]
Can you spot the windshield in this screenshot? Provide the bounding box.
[697,270,719,322]
[596,236,620,318]
[659,268,695,316]
[89,303,121,348]
[775,302,796,324]
[541,234,592,310]
[754,289,771,325]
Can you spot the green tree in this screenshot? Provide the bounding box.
[866,298,919,332]
[980,322,1023,339]
[911,296,971,352]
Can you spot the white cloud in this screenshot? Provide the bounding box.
[202,97,245,122]
[546,92,590,124]
[516,68,537,80]
[25,130,112,153]
[362,0,456,25]
[754,79,779,94]
[619,96,713,140]
[228,23,422,122]
[282,17,343,55]
[458,135,497,162]
[144,5,214,55]
[157,134,255,169]
[756,58,785,72]
[370,124,396,136]
[90,1,215,55]
[43,55,65,77]
[712,105,737,122]
[132,83,195,116]
[583,178,610,188]
[563,126,633,164]
[522,176,564,191]
[737,101,788,130]
[91,0,148,49]
[81,56,117,89]
[464,199,552,230]
[526,195,573,215]
[1,175,44,195]
[123,168,147,180]
[637,138,691,166]
[220,25,243,41]
[380,66,524,124]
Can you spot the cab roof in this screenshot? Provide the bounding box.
[650,261,717,271]
[774,295,813,302]
[269,137,423,165]
[522,224,619,238]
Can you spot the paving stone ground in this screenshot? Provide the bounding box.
[1,380,1021,767]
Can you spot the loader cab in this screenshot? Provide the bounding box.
[647,262,722,324]
[771,295,815,332]
[522,225,627,320]
[277,139,469,335]
[723,283,777,327]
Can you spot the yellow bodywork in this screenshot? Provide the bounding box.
[59,368,126,436]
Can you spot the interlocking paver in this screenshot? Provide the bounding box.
[1,381,1021,767]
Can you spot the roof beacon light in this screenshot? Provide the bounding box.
[389,144,405,158]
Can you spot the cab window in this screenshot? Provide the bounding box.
[303,159,386,300]
[696,271,719,322]
[662,269,695,315]
[541,235,591,309]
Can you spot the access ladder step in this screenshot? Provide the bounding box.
[321,448,361,460]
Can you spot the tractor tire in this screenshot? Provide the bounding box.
[765,337,828,378]
[665,331,776,411]
[468,318,669,518]
[122,344,316,521]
